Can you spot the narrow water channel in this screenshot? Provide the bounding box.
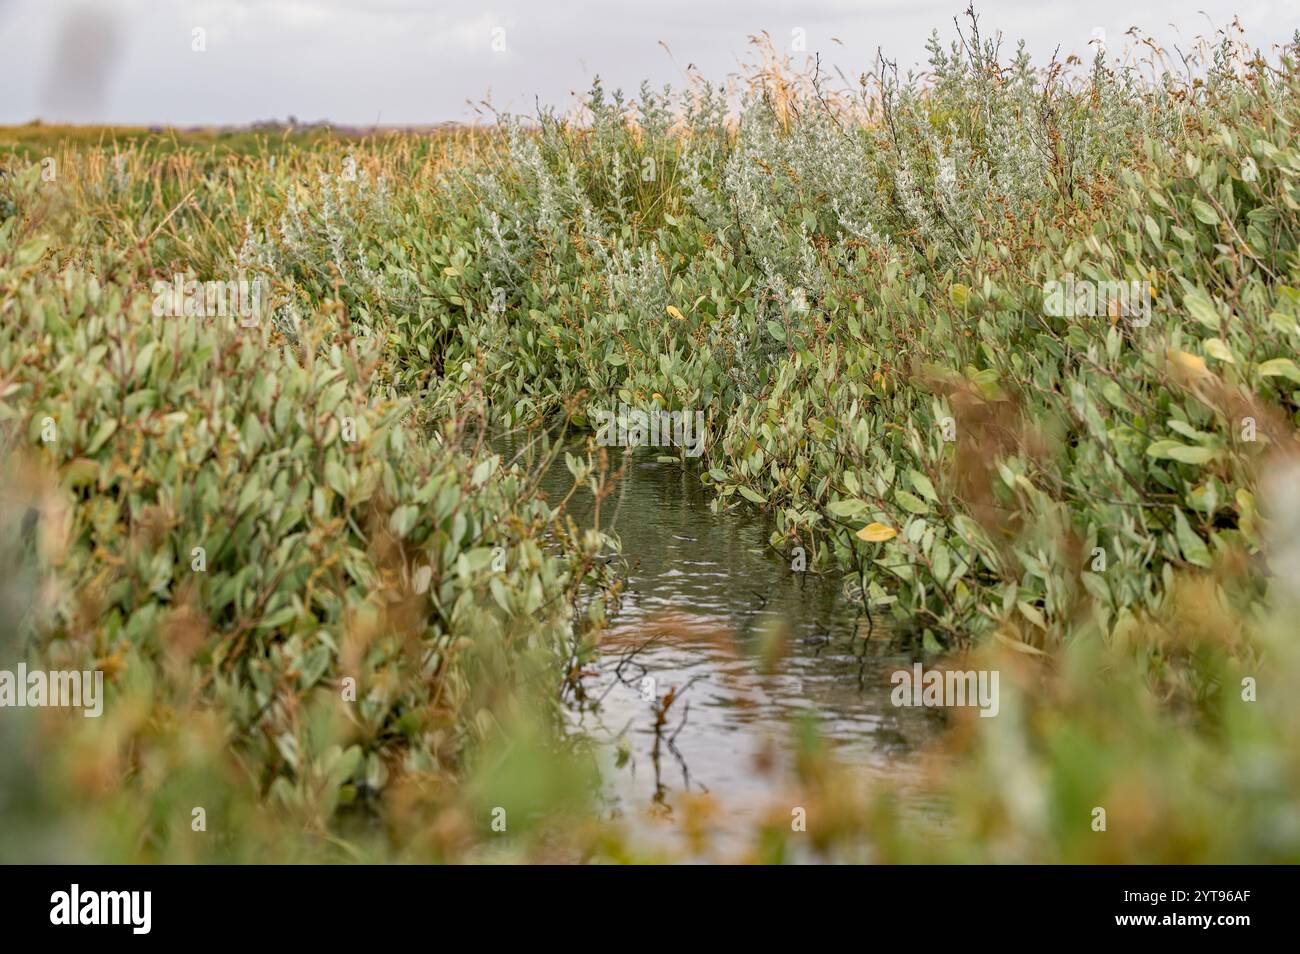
[504,439,941,854]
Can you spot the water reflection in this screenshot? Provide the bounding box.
[503,439,939,849]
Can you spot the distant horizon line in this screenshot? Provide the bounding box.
[2,118,479,131]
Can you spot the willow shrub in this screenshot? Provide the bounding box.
[0,160,612,861]
[423,27,1300,661]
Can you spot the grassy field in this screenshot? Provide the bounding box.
[0,120,422,159]
[3,17,1300,862]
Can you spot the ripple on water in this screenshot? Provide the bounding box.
[501,440,941,853]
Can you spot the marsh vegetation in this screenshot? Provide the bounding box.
[2,13,1300,862]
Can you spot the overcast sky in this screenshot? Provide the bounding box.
[1,0,1296,125]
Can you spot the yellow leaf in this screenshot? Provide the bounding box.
[1169,350,1210,377]
[857,522,897,542]
[666,305,685,321]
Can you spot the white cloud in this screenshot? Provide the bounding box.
[0,0,1295,124]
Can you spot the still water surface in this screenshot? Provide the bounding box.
[508,441,941,853]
